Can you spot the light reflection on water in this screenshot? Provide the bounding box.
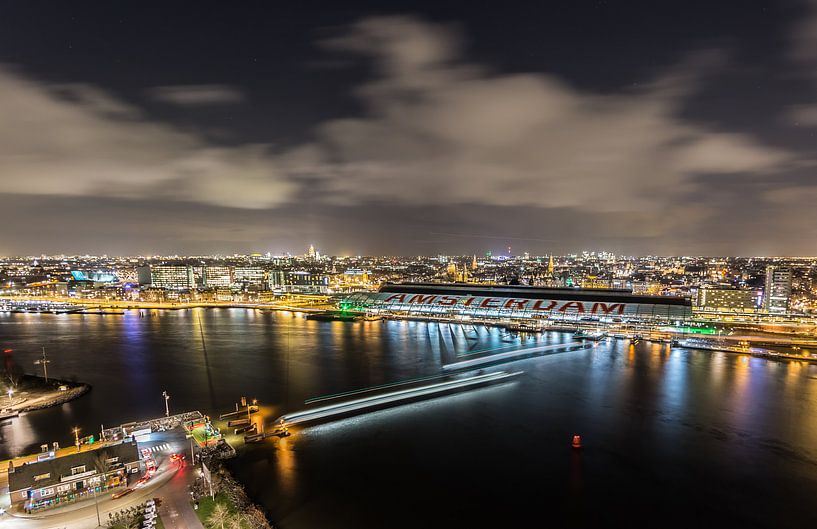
[1,310,817,528]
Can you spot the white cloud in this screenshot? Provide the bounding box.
[790,0,817,65]
[787,103,817,126]
[148,84,245,105]
[0,66,292,208]
[0,16,798,227]
[299,16,793,213]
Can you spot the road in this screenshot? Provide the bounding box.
[156,465,205,529]
[0,294,333,312]
[1,431,203,529]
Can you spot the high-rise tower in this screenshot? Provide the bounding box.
[763,265,792,314]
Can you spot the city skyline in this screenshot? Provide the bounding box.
[3,2,817,255]
[4,4,817,528]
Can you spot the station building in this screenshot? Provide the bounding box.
[341,282,692,323]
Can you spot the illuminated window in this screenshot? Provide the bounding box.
[70,465,86,475]
[34,473,50,481]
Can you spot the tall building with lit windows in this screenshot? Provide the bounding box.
[763,265,792,314]
[697,287,759,312]
[233,267,266,289]
[138,265,195,289]
[203,266,232,288]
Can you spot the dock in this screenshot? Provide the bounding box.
[677,339,817,363]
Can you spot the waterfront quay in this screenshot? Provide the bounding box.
[0,409,238,529]
[3,309,817,528]
[0,295,335,313]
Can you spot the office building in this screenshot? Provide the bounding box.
[284,271,329,294]
[137,265,195,289]
[233,267,266,290]
[203,266,232,288]
[764,266,792,314]
[696,288,759,312]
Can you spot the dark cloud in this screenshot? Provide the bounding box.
[0,192,812,257]
[1,7,817,255]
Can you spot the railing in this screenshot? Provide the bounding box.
[102,410,203,440]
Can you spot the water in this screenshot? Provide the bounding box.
[2,309,817,528]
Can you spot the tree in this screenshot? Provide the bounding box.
[124,515,142,529]
[4,358,23,389]
[243,506,272,529]
[227,514,244,529]
[207,502,230,529]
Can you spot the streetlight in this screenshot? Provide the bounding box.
[73,427,80,452]
[7,388,12,404]
[92,479,101,528]
[162,391,170,417]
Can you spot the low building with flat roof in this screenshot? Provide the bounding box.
[341,282,692,323]
[7,441,141,512]
[696,287,759,312]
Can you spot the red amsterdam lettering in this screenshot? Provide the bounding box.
[590,302,625,315]
[385,294,406,303]
[480,298,500,308]
[408,294,437,304]
[504,299,529,310]
[558,301,585,313]
[532,300,557,311]
[461,297,477,306]
[437,296,459,306]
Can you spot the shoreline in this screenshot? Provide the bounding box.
[2,375,91,415]
[0,295,333,312]
[194,458,275,529]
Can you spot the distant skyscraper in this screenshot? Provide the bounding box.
[763,265,792,314]
[308,244,316,260]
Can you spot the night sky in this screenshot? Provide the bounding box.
[2,1,817,256]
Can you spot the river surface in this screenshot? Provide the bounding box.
[2,309,817,528]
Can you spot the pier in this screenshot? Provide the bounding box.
[677,338,817,363]
[102,410,204,441]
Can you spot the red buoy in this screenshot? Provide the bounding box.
[572,435,582,448]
